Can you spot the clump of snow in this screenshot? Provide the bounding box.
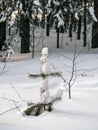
[75,12,79,20]
[41,47,48,56]
[55,14,64,28]
[40,79,48,101]
[16,1,23,10]
[41,62,51,75]
[41,47,51,75]
[40,56,47,63]
[89,6,97,22]
[34,0,41,6]
[41,91,50,103]
[7,45,14,59]
[40,79,48,91]
[0,11,6,22]
[53,1,60,6]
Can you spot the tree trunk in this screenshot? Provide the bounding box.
[77,16,82,40]
[69,14,73,38]
[69,86,71,99]
[20,15,30,53]
[41,1,46,29]
[92,1,98,48]
[83,0,87,47]
[20,0,30,53]
[57,27,60,48]
[32,26,35,58]
[0,21,6,50]
[46,15,50,36]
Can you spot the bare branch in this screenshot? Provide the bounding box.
[0,96,19,103]
[0,60,7,76]
[0,95,24,117]
[0,107,18,116]
[11,85,22,100]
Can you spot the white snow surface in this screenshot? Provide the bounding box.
[0,30,98,130]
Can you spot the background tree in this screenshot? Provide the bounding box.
[19,0,30,53]
[0,1,6,51]
[46,0,67,48]
[83,0,87,47]
[92,0,98,48]
[0,0,96,54]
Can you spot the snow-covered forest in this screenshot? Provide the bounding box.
[0,0,98,130]
[0,0,97,53]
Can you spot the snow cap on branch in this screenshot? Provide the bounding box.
[16,1,23,10]
[55,88,63,99]
[89,6,97,22]
[41,47,48,56]
[53,1,60,6]
[55,14,64,28]
[0,11,6,22]
[34,0,41,6]
[75,12,79,20]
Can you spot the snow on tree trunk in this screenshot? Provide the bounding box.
[40,47,51,103]
[40,47,64,104]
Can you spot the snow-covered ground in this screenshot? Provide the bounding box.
[0,31,98,130]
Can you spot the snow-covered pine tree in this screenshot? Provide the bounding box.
[45,0,84,47]
[0,0,42,54]
[46,0,67,48]
[23,47,63,116]
[0,0,96,53]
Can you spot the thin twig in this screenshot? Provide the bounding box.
[0,96,24,117]
[0,107,18,116]
[0,96,19,103]
[0,60,7,76]
[11,85,22,100]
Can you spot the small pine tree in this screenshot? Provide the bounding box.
[23,47,63,116]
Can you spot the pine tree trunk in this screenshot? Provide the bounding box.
[69,14,73,38]
[92,1,98,48]
[83,0,87,47]
[20,0,30,53]
[77,16,82,40]
[20,15,30,53]
[32,26,35,58]
[41,1,46,29]
[0,21,6,50]
[57,28,60,48]
[46,15,50,36]
[69,25,72,38]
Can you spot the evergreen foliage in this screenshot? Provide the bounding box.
[0,0,96,52]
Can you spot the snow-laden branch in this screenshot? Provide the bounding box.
[89,6,97,22]
[55,13,64,28]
